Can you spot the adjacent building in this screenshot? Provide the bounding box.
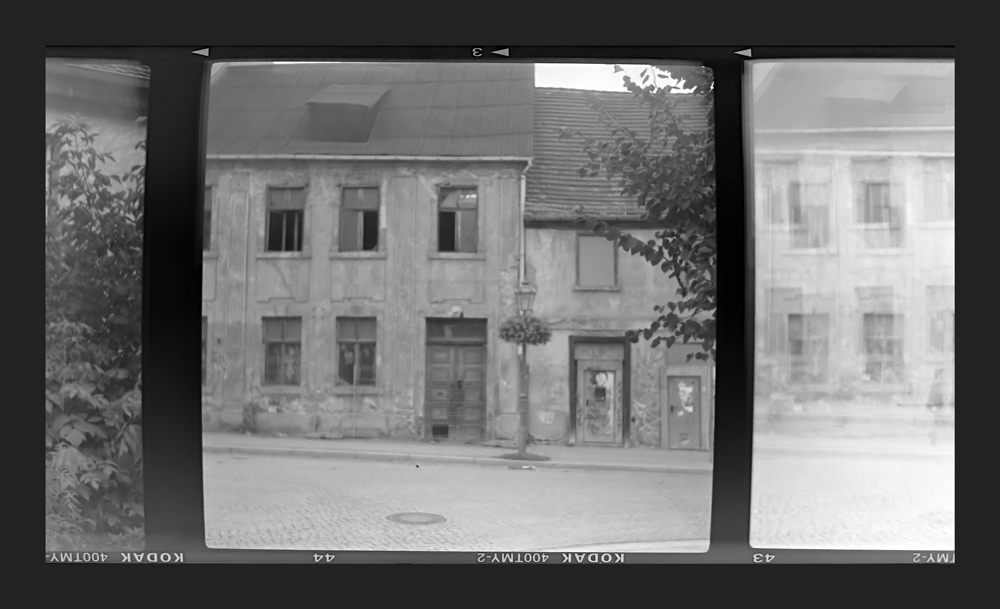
[524,88,714,451]
[752,61,955,407]
[45,61,150,185]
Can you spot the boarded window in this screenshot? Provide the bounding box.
[438,188,478,253]
[203,186,213,251]
[337,317,376,386]
[339,187,379,252]
[928,286,955,353]
[862,313,904,383]
[263,317,302,385]
[266,188,306,252]
[788,314,829,383]
[201,317,208,385]
[577,235,616,287]
[923,158,955,221]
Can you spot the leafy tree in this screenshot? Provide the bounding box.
[45,117,145,548]
[560,65,716,361]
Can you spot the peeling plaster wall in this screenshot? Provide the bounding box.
[202,160,523,438]
[525,228,714,448]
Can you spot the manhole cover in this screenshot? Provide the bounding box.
[387,512,446,525]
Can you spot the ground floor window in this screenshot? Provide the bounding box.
[337,317,376,386]
[862,313,904,383]
[788,313,829,383]
[263,317,302,385]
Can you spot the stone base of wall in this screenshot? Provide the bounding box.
[201,399,421,439]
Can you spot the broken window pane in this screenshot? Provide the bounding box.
[438,210,457,251]
[439,188,477,252]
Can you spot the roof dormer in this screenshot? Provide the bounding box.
[304,84,391,143]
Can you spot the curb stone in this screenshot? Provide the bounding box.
[202,444,712,474]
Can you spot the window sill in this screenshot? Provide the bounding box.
[856,249,912,256]
[202,251,219,260]
[331,386,383,396]
[429,253,486,260]
[330,251,388,260]
[259,385,305,395]
[916,221,956,228]
[854,382,911,393]
[573,286,621,292]
[785,249,837,256]
[257,252,312,260]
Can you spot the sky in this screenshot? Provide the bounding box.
[255,61,688,92]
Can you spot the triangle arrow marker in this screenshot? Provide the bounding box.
[735,49,752,58]
[192,48,209,57]
[492,48,509,57]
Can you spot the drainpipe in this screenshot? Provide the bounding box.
[519,159,532,288]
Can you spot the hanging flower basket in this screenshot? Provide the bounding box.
[499,315,552,346]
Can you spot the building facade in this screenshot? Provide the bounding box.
[201,63,532,440]
[752,62,955,409]
[522,88,715,451]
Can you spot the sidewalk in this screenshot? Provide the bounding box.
[203,429,953,474]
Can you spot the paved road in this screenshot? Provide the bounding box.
[751,452,954,551]
[203,454,712,552]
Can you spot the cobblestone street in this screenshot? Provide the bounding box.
[203,454,712,552]
[750,451,955,551]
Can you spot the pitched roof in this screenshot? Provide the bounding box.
[527,87,709,220]
[753,61,954,131]
[72,63,151,80]
[206,63,533,157]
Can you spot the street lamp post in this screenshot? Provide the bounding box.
[515,283,536,458]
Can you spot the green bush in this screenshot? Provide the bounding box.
[45,117,145,544]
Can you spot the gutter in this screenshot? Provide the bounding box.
[519,159,533,287]
[207,154,534,163]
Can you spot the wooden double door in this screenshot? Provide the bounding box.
[425,343,486,441]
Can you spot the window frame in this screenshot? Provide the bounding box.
[262,316,303,387]
[861,312,905,383]
[335,317,378,387]
[436,186,480,255]
[338,185,381,253]
[201,316,209,387]
[574,231,620,291]
[786,313,830,384]
[264,186,307,254]
[922,157,955,223]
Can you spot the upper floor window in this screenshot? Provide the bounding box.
[438,188,478,253]
[853,160,904,248]
[203,186,213,251]
[339,187,379,252]
[266,188,306,252]
[577,234,617,288]
[263,317,302,385]
[789,182,832,249]
[923,158,955,221]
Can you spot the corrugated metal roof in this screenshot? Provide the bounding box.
[527,87,709,220]
[753,61,954,131]
[207,63,533,157]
